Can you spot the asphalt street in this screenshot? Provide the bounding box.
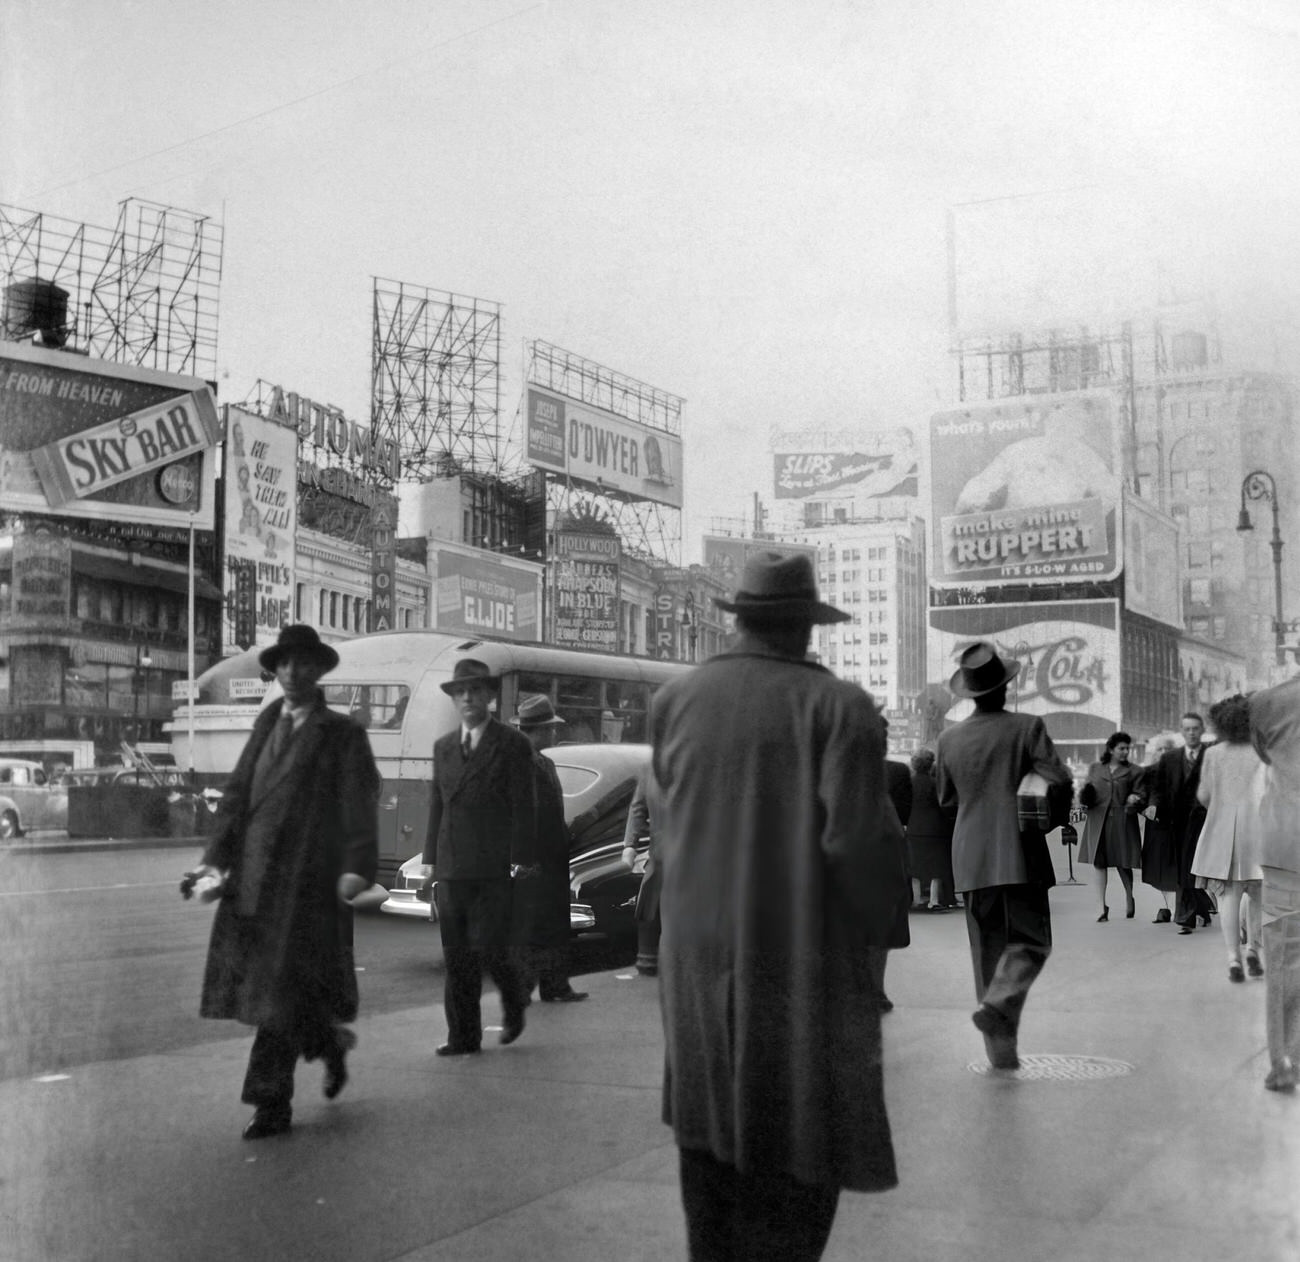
[0,845,633,1082]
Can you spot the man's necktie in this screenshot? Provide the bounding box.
[462,733,473,761]
[270,712,294,761]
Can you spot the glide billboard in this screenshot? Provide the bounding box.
[433,544,542,642]
[525,385,683,510]
[928,600,1121,741]
[1,341,219,529]
[929,393,1120,589]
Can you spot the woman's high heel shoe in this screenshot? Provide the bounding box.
[1125,898,1136,919]
[1096,907,1109,922]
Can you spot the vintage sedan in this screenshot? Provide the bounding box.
[0,758,69,839]
[381,742,650,938]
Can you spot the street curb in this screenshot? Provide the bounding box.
[2,834,206,855]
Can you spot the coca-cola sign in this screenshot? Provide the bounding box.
[928,600,1121,740]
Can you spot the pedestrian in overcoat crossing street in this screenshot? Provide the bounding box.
[195,624,379,1140]
[421,658,538,1055]
[650,550,909,1262]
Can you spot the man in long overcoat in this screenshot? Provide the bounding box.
[510,694,587,1003]
[935,642,1072,1071]
[650,551,909,1262]
[1146,712,1215,933]
[421,658,537,1055]
[195,624,379,1140]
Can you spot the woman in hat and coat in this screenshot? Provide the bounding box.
[194,624,380,1139]
[1077,731,1146,922]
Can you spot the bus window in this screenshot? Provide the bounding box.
[555,675,601,743]
[517,671,554,701]
[322,683,411,730]
[603,680,650,743]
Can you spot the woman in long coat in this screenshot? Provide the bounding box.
[1192,694,1265,983]
[1078,731,1145,921]
[908,748,956,911]
[1137,732,1182,923]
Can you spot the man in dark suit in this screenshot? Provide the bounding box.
[422,658,538,1055]
[510,694,587,1004]
[936,642,1072,1071]
[1146,712,1214,934]
[194,624,379,1140]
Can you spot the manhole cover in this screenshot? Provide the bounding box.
[968,1054,1134,1081]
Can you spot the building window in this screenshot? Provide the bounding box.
[319,590,328,625]
[1189,579,1211,606]
[329,592,339,628]
[296,584,307,621]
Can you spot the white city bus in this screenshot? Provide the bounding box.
[288,630,691,883]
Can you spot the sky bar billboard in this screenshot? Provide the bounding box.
[0,341,219,528]
[929,392,1120,589]
[525,384,683,509]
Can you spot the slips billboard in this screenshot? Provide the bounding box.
[1,341,219,529]
[929,393,1120,589]
[772,428,918,500]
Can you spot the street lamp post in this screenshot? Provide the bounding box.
[1237,470,1285,667]
[133,643,153,741]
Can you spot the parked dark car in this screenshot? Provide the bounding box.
[381,742,650,938]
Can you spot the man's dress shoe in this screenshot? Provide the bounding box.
[499,1011,526,1045]
[435,1042,481,1057]
[323,1028,357,1099]
[972,1003,1020,1070]
[540,990,589,1003]
[243,1108,292,1140]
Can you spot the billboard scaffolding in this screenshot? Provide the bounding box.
[0,199,222,379]
[524,339,682,566]
[371,278,502,480]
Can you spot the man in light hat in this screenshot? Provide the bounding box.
[193,624,379,1139]
[510,694,588,1003]
[935,641,1072,1071]
[650,550,909,1261]
[421,658,538,1055]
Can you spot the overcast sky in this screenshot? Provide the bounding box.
[6,0,1299,560]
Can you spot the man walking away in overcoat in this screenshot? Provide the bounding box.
[1147,712,1215,934]
[510,694,587,1003]
[650,551,910,1262]
[421,659,538,1055]
[193,624,379,1140]
[936,642,1072,1072]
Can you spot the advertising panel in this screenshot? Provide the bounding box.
[434,545,542,643]
[9,532,72,623]
[773,428,918,500]
[702,535,819,588]
[371,499,397,633]
[1179,641,1248,714]
[1123,490,1182,628]
[0,341,219,528]
[929,393,1120,589]
[552,531,621,651]
[525,385,683,510]
[928,600,1121,742]
[223,405,297,647]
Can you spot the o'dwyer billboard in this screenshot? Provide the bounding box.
[929,393,1120,589]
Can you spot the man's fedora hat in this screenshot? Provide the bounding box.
[509,694,566,728]
[439,658,501,695]
[713,550,849,624]
[258,624,340,674]
[948,641,1021,698]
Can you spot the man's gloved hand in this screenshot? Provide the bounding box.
[337,872,370,903]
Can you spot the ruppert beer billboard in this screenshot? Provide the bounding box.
[1,341,219,528]
[929,393,1120,589]
[525,385,683,510]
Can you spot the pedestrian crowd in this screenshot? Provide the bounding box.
[181,552,1300,1261]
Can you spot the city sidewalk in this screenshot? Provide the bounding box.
[4,875,1297,1262]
